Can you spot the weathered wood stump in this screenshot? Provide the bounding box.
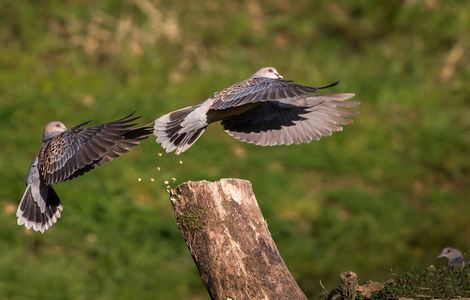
[170,178,307,300]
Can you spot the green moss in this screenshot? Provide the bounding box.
[177,208,205,234]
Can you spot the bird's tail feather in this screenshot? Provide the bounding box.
[154,105,207,154]
[16,184,63,233]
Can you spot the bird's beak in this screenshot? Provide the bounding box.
[276,73,283,79]
[437,254,444,258]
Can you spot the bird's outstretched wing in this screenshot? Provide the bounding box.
[222,93,358,146]
[38,113,153,184]
[210,78,338,110]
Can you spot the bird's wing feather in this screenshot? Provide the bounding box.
[39,114,153,184]
[210,78,338,110]
[222,93,358,146]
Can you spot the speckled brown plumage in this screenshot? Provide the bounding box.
[154,67,359,154]
[38,113,152,184]
[209,77,337,110]
[16,113,153,233]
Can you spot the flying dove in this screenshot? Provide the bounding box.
[154,67,359,154]
[437,247,467,267]
[16,113,153,233]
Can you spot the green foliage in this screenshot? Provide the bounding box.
[373,266,470,299]
[177,207,205,234]
[0,0,469,299]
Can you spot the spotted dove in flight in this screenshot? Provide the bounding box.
[16,113,153,233]
[154,67,359,154]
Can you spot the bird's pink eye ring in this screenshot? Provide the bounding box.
[268,69,273,73]
[56,124,61,128]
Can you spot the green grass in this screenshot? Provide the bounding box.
[0,1,469,299]
[373,265,470,299]
[324,266,470,299]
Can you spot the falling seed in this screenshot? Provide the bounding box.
[156,166,161,171]
[150,178,155,182]
[164,180,169,185]
[138,178,142,182]
[157,153,163,157]
[179,160,183,164]
[171,177,176,182]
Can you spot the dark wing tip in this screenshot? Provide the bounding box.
[318,80,339,90]
[124,124,154,140]
[71,120,93,130]
[279,79,339,90]
[112,111,142,124]
[71,112,140,130]
[120,111,138,120]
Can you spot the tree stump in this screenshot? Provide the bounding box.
[170,178,307,300]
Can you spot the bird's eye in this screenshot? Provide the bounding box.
[268,69,273,73]
[56,124,61,128]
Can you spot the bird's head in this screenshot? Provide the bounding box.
[437,247,463,260]
[43,121,67,141]
[251,67,283,79]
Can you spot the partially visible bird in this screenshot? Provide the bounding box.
[154,67,359,154]
[327,271,358,300]
[437,247,467,267]
[339,271,358,299]
[16,113,153,233]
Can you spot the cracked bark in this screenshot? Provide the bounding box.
[170,178,307,300]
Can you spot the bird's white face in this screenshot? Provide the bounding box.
[43,121,67,140]
[251,67,283,79]
[438,247,462,259]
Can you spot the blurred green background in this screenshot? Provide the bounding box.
[0,0,469,299]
